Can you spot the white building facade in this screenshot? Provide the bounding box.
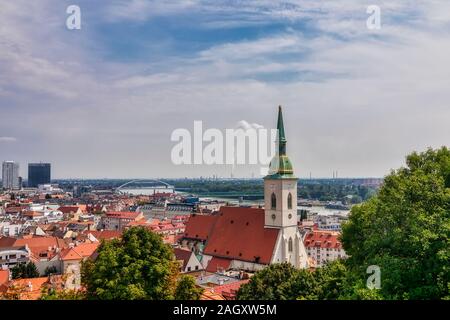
[2,161,20,190]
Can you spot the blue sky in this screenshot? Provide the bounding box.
[0,1,449,178]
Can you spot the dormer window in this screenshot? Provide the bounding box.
[288,193,293,209]
[271,193,276,209]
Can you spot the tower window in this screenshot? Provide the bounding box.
[271,193,276,209]
[288,193,293,209]
[288,237,293,252]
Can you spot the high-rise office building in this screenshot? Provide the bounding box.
[28,163,51,188]
[2,161,20,190]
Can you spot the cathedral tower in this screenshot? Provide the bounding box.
[264,106,297,228]
[264,106,308,268]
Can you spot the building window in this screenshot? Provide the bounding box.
[288,193,293,209]
[271,193,276,209]
[288,237,293,252]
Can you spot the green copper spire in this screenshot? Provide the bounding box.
[277,105,287,156]
[265,106,295,179]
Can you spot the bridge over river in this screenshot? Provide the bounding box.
[115,179,174,195]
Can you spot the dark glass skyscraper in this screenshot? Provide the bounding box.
[28,163,51,187]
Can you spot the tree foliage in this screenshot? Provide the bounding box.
[237,260,349,300]
[40,288,86,300]
[341,147,450,299]
[44,266,58,276]
[81,227,201,300]
[168,178,376,204]
[237,263,298,300]
[0,283,27,300]
[174,275,203,300]
[11,262,40,279]
[238,147,450,300]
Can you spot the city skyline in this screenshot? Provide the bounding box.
[0,162,382,180]
[1,1,449,178]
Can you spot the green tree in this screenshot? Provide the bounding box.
[237,263,298,300]
[81,226,200,300]
[338,278,384,300]
[237,260,351,300]
[350,195,363,204]
[313,259,349,299]
[11,262,40,279]
[288,268,319,300]
[174,275,203,300]
[40,287,85,300]
[236,147,449,301]
[341,147,450,299]
[44,266,58,276]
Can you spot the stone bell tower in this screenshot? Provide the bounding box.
[264,106,308,268]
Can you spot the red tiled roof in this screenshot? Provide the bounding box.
[303,231,342,249]
[58,206,82,214]
[127,220,148,227]
[183,214,218,241]
[148,219,160,225]
[173,248,193,270]
[2,276,62,300]
[13,236,66,250]
[86,204,106,212]
[203,207,279,265]
[5,206,26,213]
[0,237,16,248]
[12,236,67,260]
[85,230,122,240]
[0,270,9,286]
[60,243,99,261]
[23,210,43,217]
[206,257,232,273]
[150,192,173,198]
[162,234,177,245]
[200,290,226,300]
[105,211,141,219]
[211,279,249,298]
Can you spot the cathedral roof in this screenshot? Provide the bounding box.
[203,207,279,264]
[183,214,219,241]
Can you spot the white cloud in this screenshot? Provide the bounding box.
[236,120,264,130]
[105,0,200,22]
[199,35,304,61]
[0,0,449,177]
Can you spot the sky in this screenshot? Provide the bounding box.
[0,0,449,179]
